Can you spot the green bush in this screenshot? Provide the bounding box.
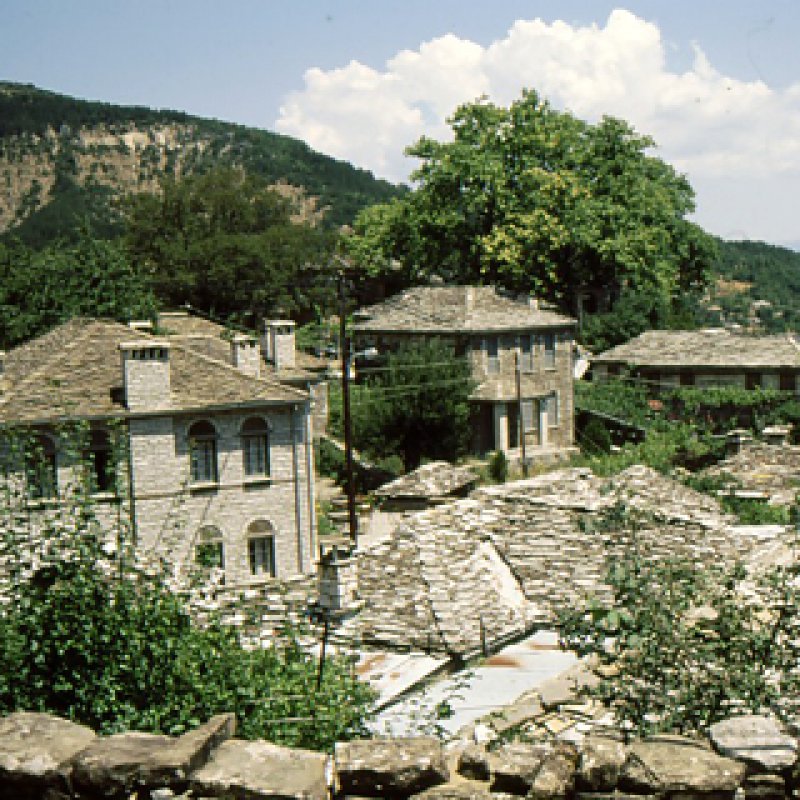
[580,417,612,454]
[488,450,509,483]
[559,505,800,737]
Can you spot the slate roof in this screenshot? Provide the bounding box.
[0,318,307,423]
[157,311,326,381]
[374,461,479,502]
[354,286,575,334]
[594,329,800,369]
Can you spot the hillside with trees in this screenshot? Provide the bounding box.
[0,82,402,248]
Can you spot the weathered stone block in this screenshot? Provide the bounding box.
[743,773,787,800]
[191,738,328,800]
[0,711,96,800]
[619,736,746,798]
[457,744,490,781]
[709,715,797,773]
[413,784,495,800]
[335,737,449,798]
[489,742,551,795]
[528,742,579,800]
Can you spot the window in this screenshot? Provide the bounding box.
[247,520,276,577]
[543,334,556,369]
[195,525,225,570]
[486,337,499,374]
[519,335,533,372]
[189,420,218,483]
[241,417,270,478]
[543,392,559,427]
[85,429,113,493]
[26,434,57,499]
[521,399,535,432]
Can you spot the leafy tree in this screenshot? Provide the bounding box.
[348,90,716,343]
[0,424,374,749]
[124,167,339,324]
[331,340,474,470]
[0,230,156,348]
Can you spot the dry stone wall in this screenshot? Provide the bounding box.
[3,708,800,800]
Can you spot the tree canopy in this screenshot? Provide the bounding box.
[348,90,717,341]
[123,167,338,325]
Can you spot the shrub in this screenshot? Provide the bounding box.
[488,450,508,483]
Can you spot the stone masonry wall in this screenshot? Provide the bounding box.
[130,406,315,584]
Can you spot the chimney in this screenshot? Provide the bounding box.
[265,320,296,370]
[119,340,171,411]
[528,296,539,310]
[128,320,153,333]
[230,333,260,378]
[465,286,475,312]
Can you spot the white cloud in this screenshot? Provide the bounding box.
[275,8,800,244]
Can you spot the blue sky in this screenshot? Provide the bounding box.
[3,1,800,246]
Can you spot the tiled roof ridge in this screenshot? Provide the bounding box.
[0,319,102,410]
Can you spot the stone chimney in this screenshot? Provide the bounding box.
[128,320,153,334]
[264,320,296,371]
[726,428,754,455]
[762,425,791,447]
[119,340,171,411]
[230,334,260,378]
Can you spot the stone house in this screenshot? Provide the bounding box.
[353,285,577,458]
[0,317,317,585]
[592,329,800,392]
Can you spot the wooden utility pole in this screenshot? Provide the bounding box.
[338,272,359,549]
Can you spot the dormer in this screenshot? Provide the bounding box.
[119,340,171,411]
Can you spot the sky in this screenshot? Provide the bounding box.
[2,1,800,248]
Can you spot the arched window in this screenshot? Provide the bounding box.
[85,428,113,492]
[26,433,57,499]
[188,420,218,483]
[241,416,270,478]
[195,525,225,570]
[247,519,276,577]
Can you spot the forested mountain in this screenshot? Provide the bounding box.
[0,82,402,248]
[708,239,800,331]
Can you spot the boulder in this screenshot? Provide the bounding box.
[489,742,551,795]
[335,737,449,798]
[457,745,490,781]
[576,734,628,791]
[619,736,746,798]
[528,742,579,800]
[709,715,797,773]
[191,738,328,800]
[0,711,96,800]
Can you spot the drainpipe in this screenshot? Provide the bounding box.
[291,406,305,573]
[304,398,317,568]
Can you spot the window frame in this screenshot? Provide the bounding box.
[247,519,277,578]
[188,420,219,485]
[241,416,271,480]
[26,433,58,500]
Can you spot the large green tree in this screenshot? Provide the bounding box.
[0,231,156,348]
[348,91,716,340]
[124,167,338,324]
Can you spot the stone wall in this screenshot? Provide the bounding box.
[3,706,798,800]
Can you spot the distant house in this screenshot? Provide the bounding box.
[0,317,318,585]
[353,285,577,458]
[592,329,800,392]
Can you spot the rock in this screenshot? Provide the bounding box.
[335,737,449,798]
[577,734,627,791]
[191,738,328,800]
[0,711,96,800]
[489,742,551,795]
[413,784,495,800]
[457,745,490,781]
[743,773,786,800]
[528,742,579,799]
[709,715,798,772]
[69,731,174,795]
[619,736,746,797]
